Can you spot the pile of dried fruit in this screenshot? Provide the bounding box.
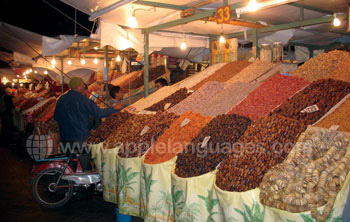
[215,115,306,192]
[104,114,157,149]
[129,65,166,89]
[175,114,251,178]
[315,97,350,132]
[228,75,309,120]
[34,100,56,122]
[87,112,133,144]
[18,98,40,111]
[144,112,211,164]
[118,112,178,158]
[168,82,225,115]
[47,118,59,133]
[292,50,350,81]
[327,56,350,82]
[145,88,192,112]
[272,79,350,125]
[260,127,350,221]
[200,82,258,117]
[225,60,276,85]
[191,61,251,90]
[32,99,56,121]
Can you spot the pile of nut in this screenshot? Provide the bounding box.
[272,79,350,125]
[191,61,251,90]
[229,74,309,120]
[144,112,211,164]
[260,127,350,221]
[169,82,224,115]
[215,115,306,192]
[175,114,251,178]
[87,112,133,144]
[292,50,350,81]
[129,65,166,89]
[145,88,192,112]
[327,56,350,82]
[118,112,178,158]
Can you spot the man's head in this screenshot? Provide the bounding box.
[69,77,85,93]
[109,86,123,100]
[155,78,168,90]
[5,87,12,95]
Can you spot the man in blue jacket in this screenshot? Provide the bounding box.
[54,77,122,171]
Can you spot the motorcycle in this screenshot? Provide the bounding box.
[31,153,102,208]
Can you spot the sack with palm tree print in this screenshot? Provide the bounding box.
[264,173,350,222]
[171,168,224,222]
[117,154,145,217]
[101,145,122,204]
[89,142,103,173]
[141,157,177,222]
[214,184,265,222]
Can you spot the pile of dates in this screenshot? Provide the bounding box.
[145,88,192,112]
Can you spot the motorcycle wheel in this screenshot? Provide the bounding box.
[32,168,74,208]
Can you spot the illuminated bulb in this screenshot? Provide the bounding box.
[44,70,48,75]
[20,83,23,87]
[51,57,56,65]
[12,83,15,86]
[116,55,121,62]
[180,41,187,50]
[51,64,55,68]
[333,14,341,27]
[25,76,27,80]
[29,68,33,72]
[94,46,98,50]
[219,34,225,44]
[247,0,259,12]
[81,58,86,65]
[128,14,138,28]
[67,59,72,65]
[34,70,38,74]
[94,58,98,64]
[17,75,20,78]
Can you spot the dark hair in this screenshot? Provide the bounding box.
[155,78,168,87]
[109,86,121,99]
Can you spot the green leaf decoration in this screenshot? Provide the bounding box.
[234,208,249,222]
[300,214,315,222]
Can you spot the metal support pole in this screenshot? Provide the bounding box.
[309,48,314,58]
[144,31,150,97]
[60,58,64,94]
[105,46,109,100]
[209,36,214,65]
[300,7,304,21]
[252,29,259,59]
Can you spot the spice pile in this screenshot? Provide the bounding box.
[145,88,192,112]
[315,97,350,132]
[225,60,276,85]
[228,75,309,120]
[260,127,350,221]
[191,61,251,90]
[215,115,306,192]
[292,50,350,81]
[327,56,350,82]
[144,112,211,164]
[175,114,251,178]
[87,112,133,144]
[272,79,350,125]
[118,112,178,158]
[200,82,258,117]
[168,82,224,115]
[129,65,166,89]
[104,114,155,149]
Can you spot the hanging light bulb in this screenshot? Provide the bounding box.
[67,59,72,65]
[44,70,48,75]
[17,75,20,78]
[180,40,187,50]
[29,68,33,72]
[12,83,15,86]
[34,70,38,74]
[128,11,138,28]
[51,57,56,66]
[116,54,121,62]
[247,0,259,12]
[20,83,23,87]
[81,58,86,65]
[94,57,98,64]
[333,13,341,27]
[219,34,226,44]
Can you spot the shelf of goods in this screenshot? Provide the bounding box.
[87,52,350,221]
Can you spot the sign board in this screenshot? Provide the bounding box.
[217,5,231,24]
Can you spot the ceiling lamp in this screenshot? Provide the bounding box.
[333,13,341,27]
[17,75,20,78]
[116,54,121,62]
[180,40,187,50]
[247,0,259,12]
[34,70,38,74]
[81,58,86,65]
[44,70,48,75]
[12,83,15,86]
[128,11,138,29]
[20,83,23,87]
[51,57,56,65]
[94,58,99,64]
[67,59,72,65]
[219,34,226,44]
[29,68,33,72]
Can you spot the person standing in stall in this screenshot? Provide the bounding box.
[0,87,15,146]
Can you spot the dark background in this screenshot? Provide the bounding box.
[0,0,93,37]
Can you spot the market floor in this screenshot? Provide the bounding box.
[0,145,143,222]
